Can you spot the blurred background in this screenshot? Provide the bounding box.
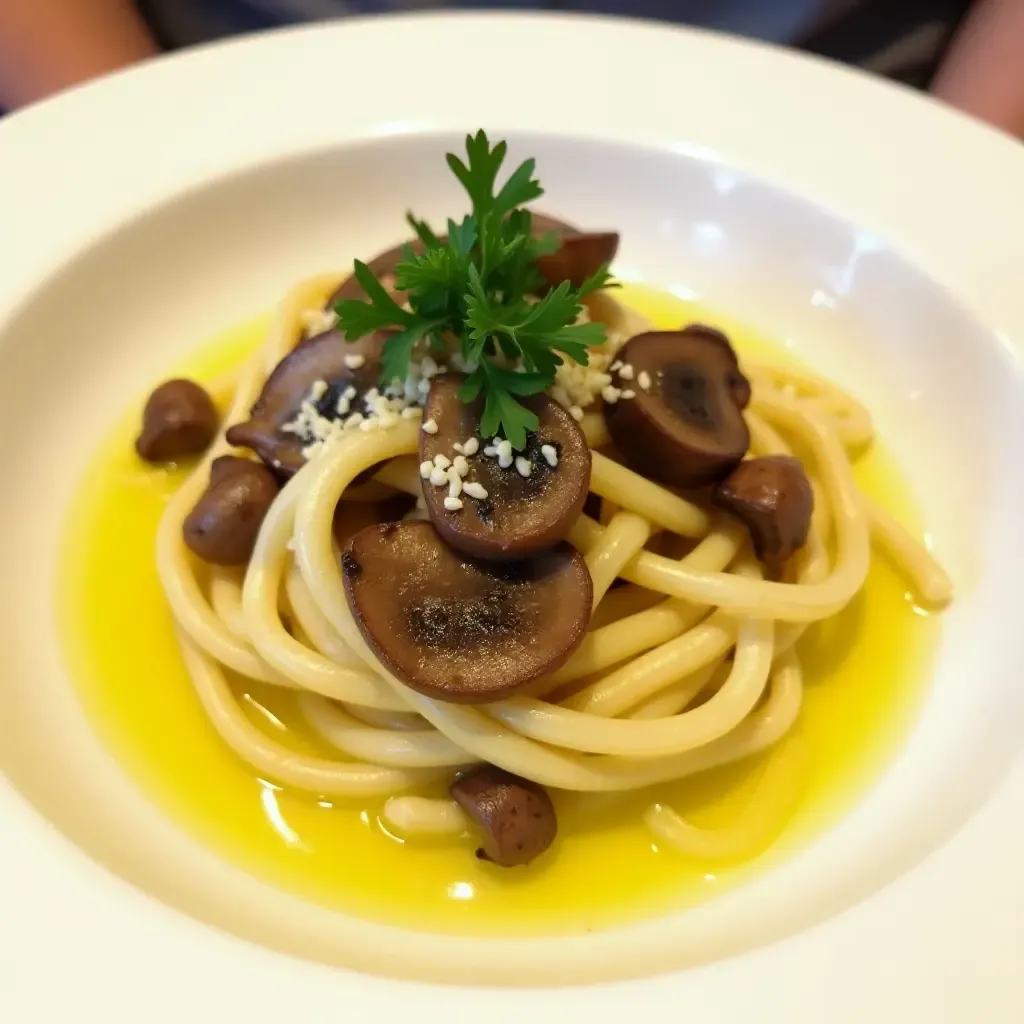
[1,1,1020,137]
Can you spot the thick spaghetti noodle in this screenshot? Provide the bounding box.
[154,275,951,862]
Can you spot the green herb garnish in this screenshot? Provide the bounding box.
[333,131,613,449]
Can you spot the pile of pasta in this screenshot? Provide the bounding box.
[157,276,951,861]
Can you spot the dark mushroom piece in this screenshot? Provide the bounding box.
[535,231,620,290]
[183,456,280,565]
[603,326,751,488]
[225,329,387,478]
[136,379,218,463]
[451,766,558,867]
[326,213,584,309]
[420,374,591,561]
[342,520,592,703]
[713,455,814,574]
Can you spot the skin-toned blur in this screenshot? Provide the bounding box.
[0,0,1022,138]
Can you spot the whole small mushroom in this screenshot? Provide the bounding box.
[136,379,218,463]
[183,456,280,565]
[713,455,814,574]
[451,765,558,867]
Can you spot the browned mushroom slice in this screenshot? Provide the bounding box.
[451,766,558,867]
[604,326,751,488]
[225,329,386,478]
[342,521,592,703]
[419,374,590,561]
[536,232,620,289]
[136,379,218,462]
[713,455,813,573]
[183,456,280,565]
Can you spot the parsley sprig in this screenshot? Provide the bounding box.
[333,131,613,449]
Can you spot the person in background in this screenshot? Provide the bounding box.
[0,0,1021,137]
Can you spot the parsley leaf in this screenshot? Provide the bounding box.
[332,131,615,447]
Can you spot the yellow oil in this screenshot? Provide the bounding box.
[57,284,938,936]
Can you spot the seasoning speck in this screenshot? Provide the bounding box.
[341,552,362,579]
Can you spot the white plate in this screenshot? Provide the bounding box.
[1,12,1024,1022]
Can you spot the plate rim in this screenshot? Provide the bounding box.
[2,12,1024,1022]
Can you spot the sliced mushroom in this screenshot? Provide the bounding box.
[342,520,592,703]
[536,231,619,289]
[419,374,590,561]
[451,766,557,867]
[713,455,814,573]
[225,329,385,478]
[603,326,751,488]
[326,213,581,309]
[183,456,280,565]
[136,379,218,463]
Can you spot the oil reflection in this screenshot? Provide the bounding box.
[447,881,476,901]
[258,780,306,848]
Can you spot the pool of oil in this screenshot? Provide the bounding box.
[57,283,939,936]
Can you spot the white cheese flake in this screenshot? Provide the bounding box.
[419,460,434,480]
[452,455,469,478]
[344,354,366,370]
[463,481,488,500]
[601,385,622,405]
[443,495,464,511]
[447,467,463,497]
[309,379,329,400]
[618,363,634,380]
[343,412,364,429]
[541,444,559,468]
[637,371,652,391]
[483,445,498,458]
[569,405,585,422]
[515,457,532,478]
[429,467,448,487]
[461,437,480,456]
[621,389,636,400]
[421,418,439,435]
[433,454,451,470]
[400,406,421,419]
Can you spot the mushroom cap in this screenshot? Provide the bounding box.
[342,521,593,703]
[451,766,558,867]
[420,374,591,561]
[183,456,280,565]
[136,379,218,463]
[604,326,751,488]
[225,329,385,478]
[713,455,814,572]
